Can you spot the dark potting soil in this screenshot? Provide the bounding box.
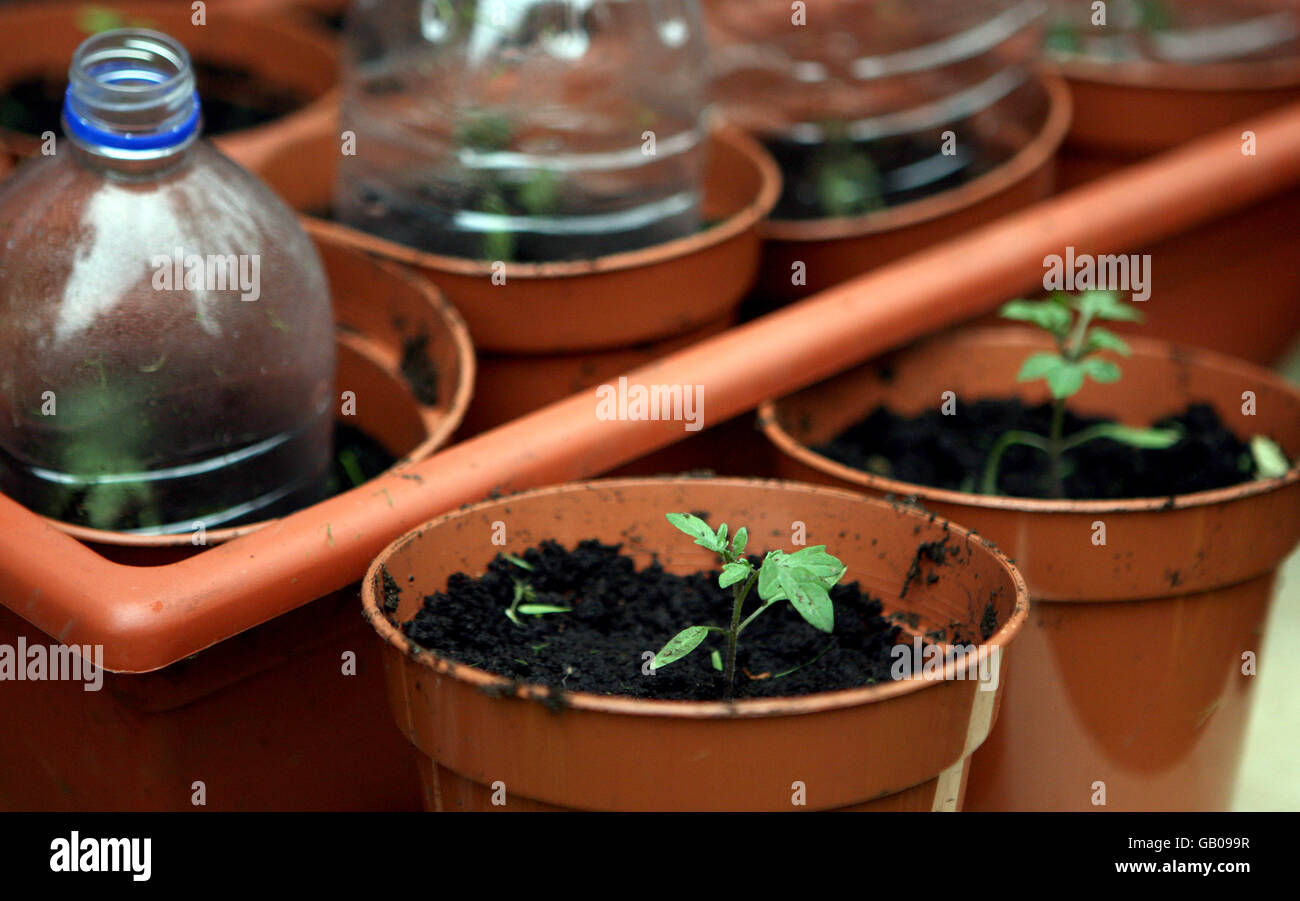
[340,184,716,264]
[401,539,909,701]
[0,63,310,140]
[325,422,397,496]
[817,400,1260,500]
[399,334,440,406]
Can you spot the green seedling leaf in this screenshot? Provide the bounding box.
[784,545,848,588]
[1086,328,1132,356]
[1045,362,1087,400]
[815,144,882,217]
[653,626,712,669]
[479,188,515,262]
[710,649,723,672]
[776,565,835,633]
[732,526,748,556]
[456,109,514,151]
[756,550,786,603]
[719,562,751,589]
[1251,435,1291,480]
[517,604,572,616]
[504,578,542,627]
[715,522,728,548]
[1088,423,1183,449]
[1081,357,1121,384]
[1000,299,1072,337]
[1076,290,1142,322]
[665,513,725,553]
[518,169,560,215]
[503,553,533,571]
[483,227,515,263]
[1017,351,1067,383]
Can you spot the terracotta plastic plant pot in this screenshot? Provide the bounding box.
[759,327,1300,811]
[459,312,760,476]
[0,234,475,811]
[1047,58,1300,364]
[1094,183,1300,366]
[0,0,339,174]
[1059,56,1300,165]
[299,126,782,354]
[755,74,1072,305]
[460,311,780,478]
[313,126,779,476]
[457,314,734,438]
[361,478,1030,812]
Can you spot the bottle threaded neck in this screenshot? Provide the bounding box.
[63,28,202,158]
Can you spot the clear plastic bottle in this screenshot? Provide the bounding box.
[703,0,1047,220]
[0,28,336,534]
[334,0,710,262]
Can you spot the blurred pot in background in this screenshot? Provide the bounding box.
[703,0,1064,304]
[1045,0,1300,364]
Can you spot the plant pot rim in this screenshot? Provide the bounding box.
[1053,52,1300,93]
[759,327,1300,515]
[47,250,476,549]
[0,0,341,166]
[311,124,781,282]
[361,476,1031,721]
[761,72,1072,242]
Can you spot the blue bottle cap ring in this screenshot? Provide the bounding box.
[62,88,202,151]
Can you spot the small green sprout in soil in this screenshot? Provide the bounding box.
[454,107,563,262]
[338,447,367,488]
[813,122,884,218]
[651,513,846,696]
[985,290,1183,498]
[1250,435,1290,481]
[501,552,571,626]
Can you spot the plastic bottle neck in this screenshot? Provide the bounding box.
[62,28,203,170]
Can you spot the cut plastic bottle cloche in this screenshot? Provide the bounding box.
[0,28,336,534]
[334,0,711,262]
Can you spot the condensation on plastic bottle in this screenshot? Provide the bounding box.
[0,28,336,534]
[334,0,711,262]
